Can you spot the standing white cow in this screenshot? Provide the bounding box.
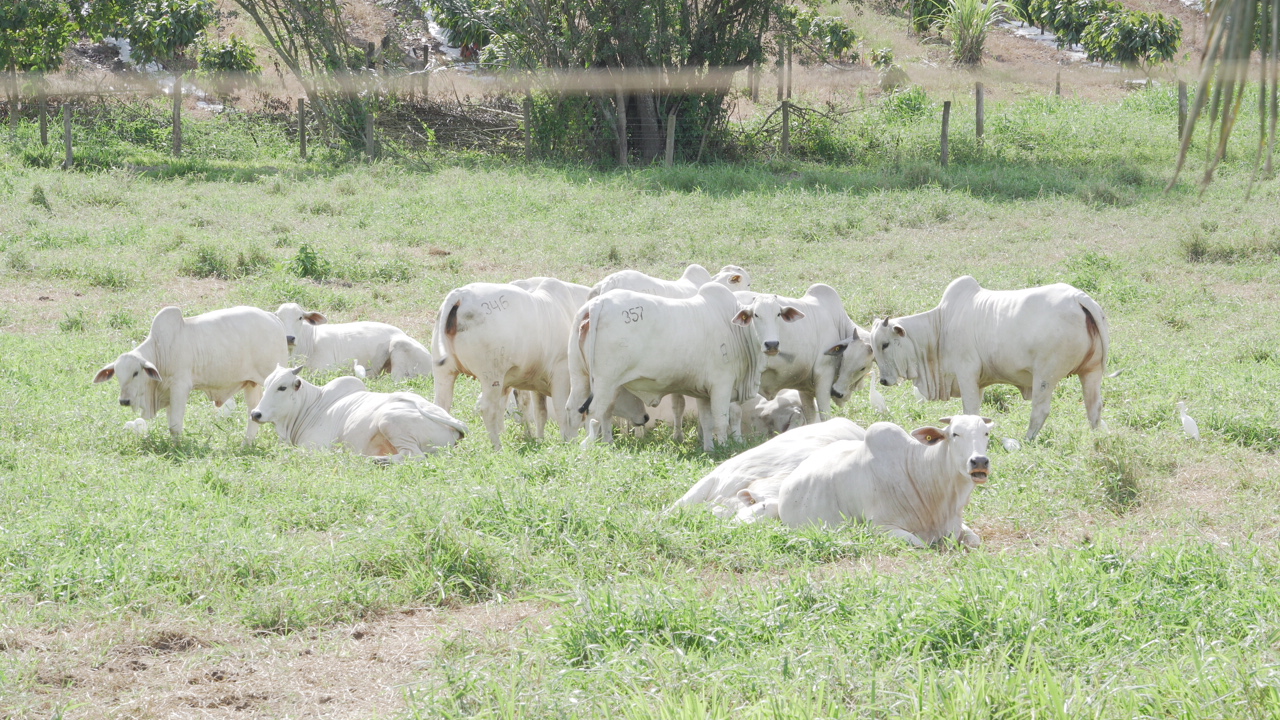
[869,276,1111,441]
[589,263,751,300]
[737,284,874,423]
[671,417,866,517]
[93,306,288,442]
[505,277,593,439]
[432,278,585,450]
[741,415,993,549]
[568,284,803,450]
[250,366,465,461]
[275,304,433,380]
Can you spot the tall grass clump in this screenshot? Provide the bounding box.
[938,0,1010,64]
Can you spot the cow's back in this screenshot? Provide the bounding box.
[173,306,288,387]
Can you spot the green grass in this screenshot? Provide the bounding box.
[3,87,1280,716]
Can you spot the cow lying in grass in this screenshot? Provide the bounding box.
[737,415,994,549]
[250,366,466,462]
[275,303,433,380]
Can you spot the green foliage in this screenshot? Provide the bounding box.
[123,0,215,66]
[1081,10,1181,69]
[1029,0,1122,47]
[290,243,331,280]
[869,46,895,70]
[881,85,933,120]
[0,0,74,72]
[937,0,1010,64]
[911,0,950,33]
[196,34,261,90]
[790,9,861,63]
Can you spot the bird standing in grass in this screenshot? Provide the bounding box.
[1002,437,1021,452]
[353,359,367,378]
[869,385,889,414]
[124,418,148,435]
[1177,401,1201,441]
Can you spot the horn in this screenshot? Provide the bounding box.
[938,416,952,425]
[290,366,305,375]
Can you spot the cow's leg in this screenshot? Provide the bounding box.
[729,402,742,442]
[166,383,191,438]
[1080,369,1104,430]
[800,391,821,424]
[671,395,686,443]
[550,373,573,442]
[958,523,981,549]
[584,383,619,446]
[882,525,927,548]
[957,377,984,416]
[695,398,714,451]
[477,380,507,451]
[433,365,459,413]
[1025,376,1056,441]
[708,387,733,450]
[243,383,264,443]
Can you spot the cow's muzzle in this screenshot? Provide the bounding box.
[286,336,296,346]
[879,377,891,386]
[830,388,845,400]
[633,414,650,427]
[249,411,263,422]
[968,456,990,483]
[119,399,131,407]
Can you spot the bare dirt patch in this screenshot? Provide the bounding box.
[7,601,553,719]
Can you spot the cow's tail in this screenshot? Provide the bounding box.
[568,304,595,418]
[1076,295,1113,377]
[432,288,467,370]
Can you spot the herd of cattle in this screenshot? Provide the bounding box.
[92,264,1114,548]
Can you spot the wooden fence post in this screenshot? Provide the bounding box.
[776,53,784,101]
[786,43,793,100]
[616,86,628,167]
[7,83,16,142]
[298,98,307,159]
[940,100,951,167]
[780,100,790,156]
[38,82,48,146]
[975,82,984,143]
[1055,70,1061,97]
[61,103,72,169]
[172,74,182,157]
[665,111,676,167]
[365,109,375,159]
[1178,81,1188,140]
[366,42,376,69]
[523,91,533,161]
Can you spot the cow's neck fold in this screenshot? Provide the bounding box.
[280,381,329,446]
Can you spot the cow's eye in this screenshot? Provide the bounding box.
[880,342,889,350]
[278,386,287,391]
[132,371,138,377]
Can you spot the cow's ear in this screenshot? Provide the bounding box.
[911,426,947,445]
[981,417,994,425]
[780,306,806,322]
[293,377,302,391]
[824,341,849,356]
[730,274,743,284]
[304,311,327,325]
[142,362,162,381]
[93,364,115,383]
[938,416,952,426]
[892,322,905,337]
[731,309,754,327]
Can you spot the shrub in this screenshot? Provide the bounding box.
[291,244,332,281]
[196,34,261,97]
[1081,10,1181,69]
[869,47,895,70]
[911,0,950,33]
[1031,0,1122,47]
[937,0,1010,64]
[881,85,933,121]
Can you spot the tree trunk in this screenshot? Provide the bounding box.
[635,92,663,163]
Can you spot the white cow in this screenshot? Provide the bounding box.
[587,264,750,435]
[869,276,1111,441]
[250,366,465,461]
[739,415,993,549]
[432,278,585,450]
[671,418,866,517]
[93,306,288,442]
[275,303,433,380]
[567,284,801,450]
[589,263,751,300]
[504,277,593,439]
[737,284,874,423]
[740,390,807,437]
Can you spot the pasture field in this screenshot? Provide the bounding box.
[3,88,1280,718]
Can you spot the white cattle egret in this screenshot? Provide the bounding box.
[1002,437,1021,452]
[1177,402,1201,441]
[912,385,927,403]
[869,385,889,414]
[217,398,237,418]
[353,360,367,378]
[124,418,148,435]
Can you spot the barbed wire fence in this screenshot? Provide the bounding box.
[0,60,1192,170]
